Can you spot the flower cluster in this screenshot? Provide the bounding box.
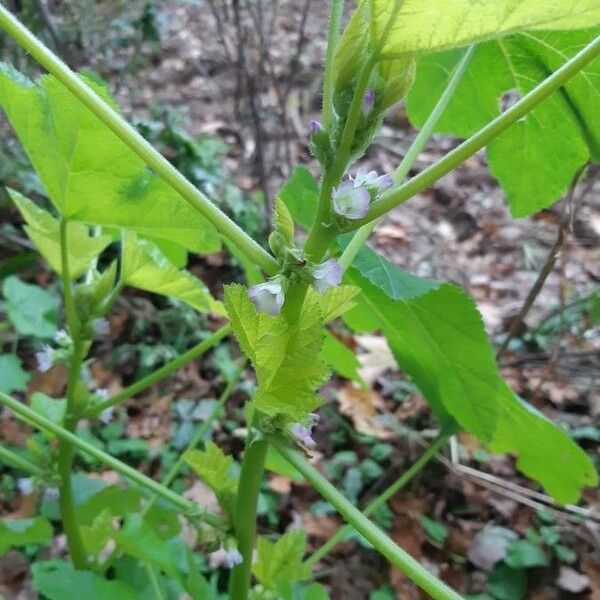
[332,167,394,220]
[209,546,243,569]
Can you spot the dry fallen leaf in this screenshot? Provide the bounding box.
[337,384,394,440]
[355,335,396,386]
[557,567,590,593]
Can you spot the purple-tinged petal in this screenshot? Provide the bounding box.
[309,120,323,134]
[248,282,285,315]
[311,259,342,293]
[362,89,375,116]
[291,423,316,448]
[332,182,370,219]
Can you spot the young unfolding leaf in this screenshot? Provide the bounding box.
[343,0,600,59]
[0,517,53,554]
[346,245,597,502]
[8,189,111,278]
[407,30,600,215]
[225,284,329,422]
[0,64,220,252]
[252,529,310,591]
[32,560,141,600]
[184,442,238,513]
[121,231,225,315]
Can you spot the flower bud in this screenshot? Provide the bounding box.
[362,89,375,116]
[332,180,371,220]
[309,120,323,134]
[248,281,285,316]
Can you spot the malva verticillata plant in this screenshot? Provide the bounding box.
[0,2,599,599]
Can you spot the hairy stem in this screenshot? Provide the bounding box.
[349,34,600,228]
[0,5,279,276]
[322,0,345,129]
[273,439,464,600]
[228,438,269,600]
[0,391,224,529]
[305,432,451,567]
[58,218,87,569]
[338,45,475,272]
[91,325,231,415]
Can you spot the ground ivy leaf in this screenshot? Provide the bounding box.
[489,382,598,504]
[121,231,224,315]
[0,517,53,554]
[0,64,220,253]
[2,275,59,339]
[406,30,599,215]
[8,189,111,279]
[32,560,141,600]
[0,354,30,394]
[184,442,238,513]
[252,529,310,590]
[225,284,329,421]
[365,0,600,57]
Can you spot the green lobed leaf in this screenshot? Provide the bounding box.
[0,354,31,394]
[252,529,310,590]
[277,166,319,231]
[184,442,238,512]
[0,517,53,554]
[350,0,600,58]
[32,560,142,600]
[406,30,600,215]
[0,64,220,253]
[121,231,225,315]
[2,276,59,339]
[8,189,111,278]
[224,284,329,422]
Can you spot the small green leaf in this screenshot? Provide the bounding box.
[274,197,295,244]
[184,442,238,512]
[121,231,224,315]
[32,560,142,600]
[0,354,30,394]
[420,515,449,545]
[31,392,67,428]
[9,189,111,278]
[505,540,549,568]
[252,529,310,590]
[554,544,577,564]
[2,276,59,338]
[277,166,319,231]
[225,284,329,421]
[487,563,527,600]
[0,517,53,554]
[311,285,360,323]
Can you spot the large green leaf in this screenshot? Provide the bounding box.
[347,245,597,501]
[347,0,600,58]
[0,354,30,394]
[0,64,219,253]
[489,382,597,504]
[121,232,224,315]
[32,560,141,600]
[8,189,111,278]
[406,30,600,215]
[224,284,329,421]
[0,517,53,554]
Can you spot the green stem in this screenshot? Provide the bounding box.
[322,0,344,129]
[273,438,464,600]
[90,325,231,415]
[144,563,166,600]
[351,34,600,228]
[0,444,44,477]
[58,218,88,569]
[338,45,475,272]
[228,438,269,600]
[0,391,224,529]
[304,432,450,567]
[0,5,278,276]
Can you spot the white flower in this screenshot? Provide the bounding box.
[332,180,371,220]
[311,259,341,294]
[291,423,316,448]
[248,282,285,316]
[35,345,54,373]
[43,487,60,502]
[99,405,114,424]
[17,477,34,495]
[209,547,243,569]
[92,318,110,336]
[53,329,70,345]
[353,167,394,193]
